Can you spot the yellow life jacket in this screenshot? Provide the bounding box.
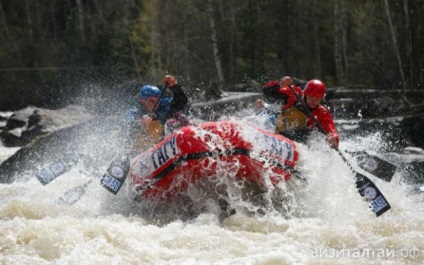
[275,106,308,133]
[133,120,164,152]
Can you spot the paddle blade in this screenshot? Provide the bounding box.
[36,161,71,185]
[354,152,397,182]
[355,173,391,216]
[56,179,93,205]
[100,157,130,195]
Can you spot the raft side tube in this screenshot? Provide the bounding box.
[129,121,299,200]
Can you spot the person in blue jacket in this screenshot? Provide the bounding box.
[125,75,190,151]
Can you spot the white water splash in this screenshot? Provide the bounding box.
[1,126,424,264]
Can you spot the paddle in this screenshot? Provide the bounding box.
[55,156,131,205]
[345,150,397,182]
[56,178,94,205]
[287,85,391,216]
[100,156,130,194]
[36,160,73,185]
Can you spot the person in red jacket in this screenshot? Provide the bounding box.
[259,76,339,148]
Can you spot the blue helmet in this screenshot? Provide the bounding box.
[139,85,161,99]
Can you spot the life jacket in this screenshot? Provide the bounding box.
[275,106,308,133]
[133,120,164,152]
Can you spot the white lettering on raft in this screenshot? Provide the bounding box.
[151,136,178,169]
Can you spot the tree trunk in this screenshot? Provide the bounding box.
[333,1,342,83]
[0,2,23,64]
[383,0,405,87]
[312,0,321,77]
[183,12,191,83]
[207,0,224,87]
[25,0,33,42]
[342,6,348,82]
[248,0,256,77]
[94,0,104,19]
[403,0,413,87]
[75,0,85,43]
[333,0,348,84]
[50,2,57,43]
[150,1,161,72]
[129,33,141,81]
[228,0,236,83]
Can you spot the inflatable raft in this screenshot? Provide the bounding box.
[129,121,300,202]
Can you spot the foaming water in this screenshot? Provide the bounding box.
[1,128,424,264]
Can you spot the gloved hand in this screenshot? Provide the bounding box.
[326,136,339,149]
[279,76,293,87]
[163,75,177,87]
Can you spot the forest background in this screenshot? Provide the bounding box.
[0,0,423,111]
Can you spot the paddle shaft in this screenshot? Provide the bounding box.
[149,83,169,118]
[57,178,94,205]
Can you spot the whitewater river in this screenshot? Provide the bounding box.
[1,126,424,265]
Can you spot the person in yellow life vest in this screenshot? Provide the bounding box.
[259,76,339,148]
[124,75,190,151]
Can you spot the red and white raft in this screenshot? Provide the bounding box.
[129,120,299,201]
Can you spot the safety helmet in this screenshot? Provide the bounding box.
[139,85,161,99]
[304,79,326,98]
